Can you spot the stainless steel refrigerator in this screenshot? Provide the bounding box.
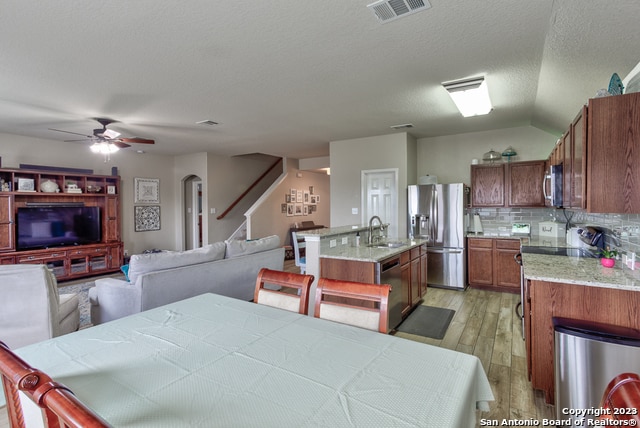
[408,183,469,290]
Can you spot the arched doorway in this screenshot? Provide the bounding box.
[184,175,203,250]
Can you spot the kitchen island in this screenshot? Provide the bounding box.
[521,252,640,404]
[320,238,428,331]
[295,224,396,316]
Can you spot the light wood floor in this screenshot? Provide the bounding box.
[0,260,554,426]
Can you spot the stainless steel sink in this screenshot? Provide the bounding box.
[367,241,407,249]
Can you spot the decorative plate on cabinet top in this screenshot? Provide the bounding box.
[608,73,624,95]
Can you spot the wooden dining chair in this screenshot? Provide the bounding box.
[254,268,314,315]
[0,341,109,428]
[314,278,391,333]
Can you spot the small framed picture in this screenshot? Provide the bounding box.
[107,185,116,194]
[303,205,309,215]
[310,195,317,204]
[303,191,310,203]
[294,204,303,216]
[281,203,287,213]
[286,203,294,217]
[17,178,35,192]
[285,194,291,203]
[134,177,160,204]
[296,190,303,203]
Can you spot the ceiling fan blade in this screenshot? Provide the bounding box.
[64,139,93,143]
[50,128,92,137]
[113,141,131,149]
[119,137,155,144]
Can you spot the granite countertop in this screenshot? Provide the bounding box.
[522,253,640,292]
[296,224,372,238]
[320,238,428,263]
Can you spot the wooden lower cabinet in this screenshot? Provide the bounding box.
[494,240,520,290]
[467,238,493,286]
[527,280,640,403]
[468,237,520,292]
[11,242,122,281]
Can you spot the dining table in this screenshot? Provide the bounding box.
[6,293,493,427]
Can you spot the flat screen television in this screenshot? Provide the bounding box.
[16,206,101,250]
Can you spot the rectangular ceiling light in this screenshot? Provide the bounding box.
[442,77,493,117]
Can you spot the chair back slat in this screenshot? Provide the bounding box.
[314,278,391,333]
[254,268,314,315]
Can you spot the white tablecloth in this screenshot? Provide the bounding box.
[11,293,493,427]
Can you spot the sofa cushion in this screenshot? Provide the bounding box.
[127,242,226,284]
[225,235,281,258]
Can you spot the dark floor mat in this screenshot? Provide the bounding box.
[395,305,455,339]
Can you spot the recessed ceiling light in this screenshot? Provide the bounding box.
[136,150,145,154]
[196,120,219,126]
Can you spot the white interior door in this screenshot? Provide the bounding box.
[361,169,398,238]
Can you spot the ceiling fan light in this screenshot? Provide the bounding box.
[443,77,493,117]
[90,142,119,154]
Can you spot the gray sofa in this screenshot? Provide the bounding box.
[89,236,284,325]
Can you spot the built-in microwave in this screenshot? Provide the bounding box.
[543,164,563,207]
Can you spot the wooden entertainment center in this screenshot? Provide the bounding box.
[0,167,123,281]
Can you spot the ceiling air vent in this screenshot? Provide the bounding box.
[390,123,414,130]
[367,0,431,24]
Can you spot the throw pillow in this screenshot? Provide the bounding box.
[127,242,226,284]
[224,235,281,258]
[120,264,130,282]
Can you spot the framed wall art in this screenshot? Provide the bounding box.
[135,205,161,232]
[134,177,160,203]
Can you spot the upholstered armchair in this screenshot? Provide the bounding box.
[0,264,80,349]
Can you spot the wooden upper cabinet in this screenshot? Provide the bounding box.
[507,160,546,207]
[562,130,572,207]
[570,107,586,209]
[471,161,545,208]
[471,164,505,207]
[587,92,640,213]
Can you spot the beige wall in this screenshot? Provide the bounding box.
[417,126,558,185]
[329,133,416,237]
[249,158,330,247]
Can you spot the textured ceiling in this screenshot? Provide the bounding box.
[1,0,639,158]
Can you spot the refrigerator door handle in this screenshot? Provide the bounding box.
[430,187,438,243]
[427,248,463,254]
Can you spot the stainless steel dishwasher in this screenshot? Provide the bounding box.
[377,256,403,331]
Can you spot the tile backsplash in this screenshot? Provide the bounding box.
[467,207,640,255]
